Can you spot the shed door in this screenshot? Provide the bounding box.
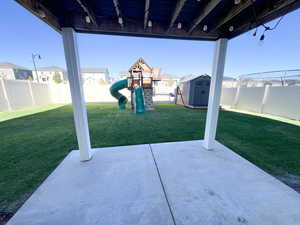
[194,80,210,106]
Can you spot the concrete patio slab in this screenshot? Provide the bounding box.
[7,144,174,225]
[7,140,300,225]
[151,140,300,225]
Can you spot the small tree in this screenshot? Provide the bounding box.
[98,78,108,85]
[27,76,33,81]
[53,72,62,84]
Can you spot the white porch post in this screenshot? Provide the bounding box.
[62,27,92,161]
[203,38,228,150]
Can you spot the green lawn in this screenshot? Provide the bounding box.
[1,104,300,214]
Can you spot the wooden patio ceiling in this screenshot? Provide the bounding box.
[16,0,300,41]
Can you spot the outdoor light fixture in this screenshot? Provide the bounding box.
[118,17,123,25]
[177,22,182,29]
[148,20,152,27]
[229,26,234,32]
[253,27,257,36]
[36,9,46,18]
[85,16,91,24]
[203,25,208,31]
[234,0,241,4]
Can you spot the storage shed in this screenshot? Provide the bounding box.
[176,75,211,108]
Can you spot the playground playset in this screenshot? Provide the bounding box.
[110,58,160,114]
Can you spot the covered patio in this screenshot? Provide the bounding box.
[7,141,300,225]
[9,0,300,224]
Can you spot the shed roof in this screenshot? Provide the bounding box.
[181,74,210,82]
[37,66,66,72]
[15,0,300,41]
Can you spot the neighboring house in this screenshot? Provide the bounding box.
[81,68,110,85]
[0,62,33,80]
[32,66,67,84]
[156,74,179,87]
[119,71,129,80]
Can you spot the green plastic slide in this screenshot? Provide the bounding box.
[134,87,146,114]
[110,79,128,110]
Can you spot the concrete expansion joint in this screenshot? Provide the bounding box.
[149,144,177,225]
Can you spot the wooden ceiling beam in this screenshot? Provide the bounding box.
[210,0,252,32]
[144,0,150,30]
[112,0,124,28]
[75,0,98,26]
[15,0,300,40]
[15,0,61,32]
[228,0,300,39]
[188,0,222,34]
[73,17,219,41]
[167,0,187,32]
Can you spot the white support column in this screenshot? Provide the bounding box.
[62,27,92,161]
[203,38,228,150]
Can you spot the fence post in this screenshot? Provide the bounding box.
[0,78,12,111]
[260,84,271,114]
[232,86,240,109]
[28,80,36,106]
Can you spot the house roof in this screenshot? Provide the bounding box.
[37,66,66,72]
[0,62,29,70]
[223,76,236,81]
[152,67,162,81]
[16,0,300,41]
[81,68,108,73]
[160,74,178,80]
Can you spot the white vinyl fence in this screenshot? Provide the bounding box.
[2,78,299,121]
[221,86,300,120]
[0,79,174,112]
[0,79,52,112]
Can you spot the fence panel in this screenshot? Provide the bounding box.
[235,87,265,113]
[263,86,300,120]
[31,83,53,105]
[220,88,237,107]
[4,80,33,110]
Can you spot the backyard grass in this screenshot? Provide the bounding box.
[1,104,300,214]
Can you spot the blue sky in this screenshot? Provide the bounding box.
[1,1,300,78]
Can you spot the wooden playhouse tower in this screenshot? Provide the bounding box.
[127,58,161,110]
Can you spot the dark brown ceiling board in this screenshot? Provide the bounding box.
[112,0,124,28]
[188,0,223,34]
[167,0,187,32]
[144,0,150,30]
[16,0,61,32]
[211,0,253,32]
[227,0,300,39]
[14,0,300,41]
[73,16,219,41]
[75,0,98,26]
